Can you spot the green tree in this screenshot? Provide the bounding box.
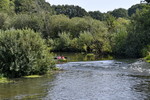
[53,32,72,51]
[125,6,150,57]
[0,13,8,29]
[128,4,145,17]
[105,14,116,33]
[88,11,105,21]
[110,8,128,18]
[77,31,94,52]
[52,5,88,18]
[111,18,130,55]
[145,0,150,3]
[14,0,54,14]
[49,15,71,38]
[9,14,44,32]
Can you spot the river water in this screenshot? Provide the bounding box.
[1,53,150,100]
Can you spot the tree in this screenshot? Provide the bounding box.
[110,8,128,18]
[111,18,130,55]
[14,0,54,14]
[0,13,8,29]
[49,15,71,38]
[52,5,88,18]
[77,31,94,52]
[145,0,150,3]
[125,6,150,57]
[128,4,145,17]
[88,11,105,21]
[9,14,44,32]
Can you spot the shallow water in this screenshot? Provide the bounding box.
[1,54,150,100]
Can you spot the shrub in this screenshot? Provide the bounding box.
[0,29,54,78]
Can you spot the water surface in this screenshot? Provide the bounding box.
[1,53,150,100]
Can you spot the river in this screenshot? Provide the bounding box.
[1,53,150,100]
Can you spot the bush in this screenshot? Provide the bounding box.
[0,29,54,78]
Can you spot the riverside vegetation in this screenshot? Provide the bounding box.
[0,0,150,79]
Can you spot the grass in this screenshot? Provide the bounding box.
[86,53,95,57]
[23,75,42,78]
[144,55,150,63]
[0,77,13,83]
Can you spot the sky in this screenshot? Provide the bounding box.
[46,0,141,12]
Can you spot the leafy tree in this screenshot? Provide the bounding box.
[14,0,36,13]
[14,0,54,14]
[105,14,116,33]
[128,4,145,17]
[145,0,150,3]
[0,13,8,29]
[53,32,72,51]
[49,15,71,38]
[111,18,130,55]
[77,31,94,52]
[9,14,44,32]
[52,5,88,18]
[36,0,54,13]
[125,6,150,57]
[88,11,105,21]
[110,8,128,18]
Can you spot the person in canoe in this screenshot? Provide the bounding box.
[54,56,67,62]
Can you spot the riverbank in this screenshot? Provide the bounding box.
[0,77,13,83]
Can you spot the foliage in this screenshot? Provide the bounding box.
[49,15,71,38]
[0,13,8,29]
[124,6,150,57]
[0,0,150,60]
[110,8,128,18]
[107,17,130,56]
[52,5,88,18]
[9,14,44,32]
[145,0,150,3]
[77,31,94,52]
[105,14,116,33]
[0,0,10,12]
[128,4,145,17]
[14,0,54,14]
[53,32,72,51]
[88,11,105,21]
[144,51,150,63]
[0,29,54,78]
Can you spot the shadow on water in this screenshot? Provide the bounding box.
[1,53,150,100]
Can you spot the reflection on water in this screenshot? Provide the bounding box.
[1,53,150,100]
[0,74,55,100]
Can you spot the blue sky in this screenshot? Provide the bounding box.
[46,0,140,12]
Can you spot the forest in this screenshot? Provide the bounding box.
[0,0,150,78]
